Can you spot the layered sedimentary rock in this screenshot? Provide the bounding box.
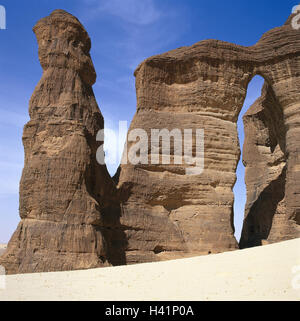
[239,84,289,248]
[2,9,300,274]
[0,10,117,274]
[117,11,300,263]
[239,14,300,248]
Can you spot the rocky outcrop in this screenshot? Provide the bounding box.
[117,10,300,262]
[239,84,289,247]
[0,10,118,274]
[239,13,300,248]
[1,9,300,274]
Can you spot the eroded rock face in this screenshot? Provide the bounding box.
[239,84,287,248]
[239,80,299,247]
[0,10,117,274]
[117,11,300,262]
[1,9,300,274]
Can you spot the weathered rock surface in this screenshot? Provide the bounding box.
[239,13,300,248]
[0,10,118,274]
[239,84,290,248]
[2,9,300,274]
[117,10,300,262]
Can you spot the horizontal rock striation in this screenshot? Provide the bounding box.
[2,9,300,273]
[0,10,118,274]
[117,10,300,262]
[239,84,290,248]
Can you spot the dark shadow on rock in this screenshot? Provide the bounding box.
[101,204,128,266]
[239,166,286,249]
[112,166,121,185]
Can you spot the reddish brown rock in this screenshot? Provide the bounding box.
[117,10,300,262]
[0,10,117,274]
[2,9,300,274]
[239,84,288,247]
[239,81,300,247]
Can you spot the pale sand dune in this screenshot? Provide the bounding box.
[0,238,299,301]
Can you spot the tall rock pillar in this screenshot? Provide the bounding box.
[0,10,116,274]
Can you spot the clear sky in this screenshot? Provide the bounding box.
[0,0,297,243]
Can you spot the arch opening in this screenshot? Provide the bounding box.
[233,75,265,242]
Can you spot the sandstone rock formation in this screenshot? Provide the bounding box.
[117,10,300,262]
[0,10,118,274]
[239,84,288,248]
[239,13,300,248]
[1,9,300,274]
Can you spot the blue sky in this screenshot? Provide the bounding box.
[0,0,296,243]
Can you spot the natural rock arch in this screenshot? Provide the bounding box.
[1,9,299,274]
[238,76,287,247]
[116,13,300,262]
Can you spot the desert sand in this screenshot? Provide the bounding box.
[0,238,299,301]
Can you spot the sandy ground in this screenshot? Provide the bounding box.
[0,238,299,301]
